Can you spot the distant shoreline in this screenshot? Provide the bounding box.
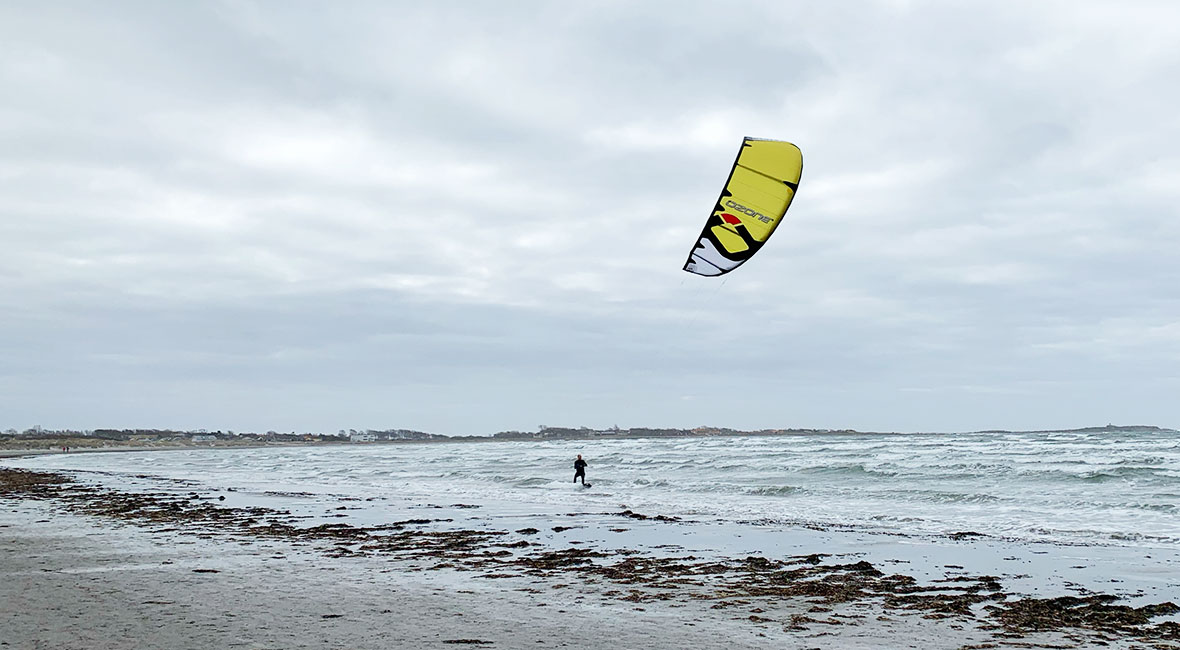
[2,424,1175,459]
[0,442,325,459]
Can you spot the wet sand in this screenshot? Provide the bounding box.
[2,468,1178,649]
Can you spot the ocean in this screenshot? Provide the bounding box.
[10,430,1179,547]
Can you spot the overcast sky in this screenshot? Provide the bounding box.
[2,1,1178,435]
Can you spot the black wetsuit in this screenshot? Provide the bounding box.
[573,459,587,484]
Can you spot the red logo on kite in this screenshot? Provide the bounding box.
[721,213,741,225]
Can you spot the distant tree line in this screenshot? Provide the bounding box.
[3,423,1171,445]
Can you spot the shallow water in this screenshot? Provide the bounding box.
[10,430,1178,548]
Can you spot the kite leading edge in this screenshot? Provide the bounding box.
[682,137,803,276]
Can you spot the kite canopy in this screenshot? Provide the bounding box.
[682,137,802,276]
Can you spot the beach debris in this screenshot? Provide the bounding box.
[615,509,681,522]
[5,467,1179,646]
[950,531,987,540]
[986,595,1180,636]
[390,518,439,527]
[785,614,841,630]
[748,614,775,623]
[0,469,70,495]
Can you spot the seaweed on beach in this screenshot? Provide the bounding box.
[0,469,71,495]
[5,468,1179,646]
[517,548,610,572]
[986,595,1180,637]
[615,509,681,522]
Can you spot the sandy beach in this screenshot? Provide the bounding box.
[3,465,1178,650]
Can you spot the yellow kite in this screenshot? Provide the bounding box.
[683,137,803,276]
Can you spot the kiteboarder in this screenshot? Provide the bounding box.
[573,454,588,485]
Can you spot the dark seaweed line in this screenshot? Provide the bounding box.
[3,468,1177,645]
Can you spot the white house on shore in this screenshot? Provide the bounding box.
[350,432,376,443]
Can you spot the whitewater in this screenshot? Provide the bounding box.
[8,428,1178,546]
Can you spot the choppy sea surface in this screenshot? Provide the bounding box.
[8,429,1179,549]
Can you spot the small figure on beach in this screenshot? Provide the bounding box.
[573,454,588,485]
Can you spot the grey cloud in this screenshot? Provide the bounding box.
[2,1,1178,434]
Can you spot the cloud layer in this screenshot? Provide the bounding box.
[3,1,1178,434]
